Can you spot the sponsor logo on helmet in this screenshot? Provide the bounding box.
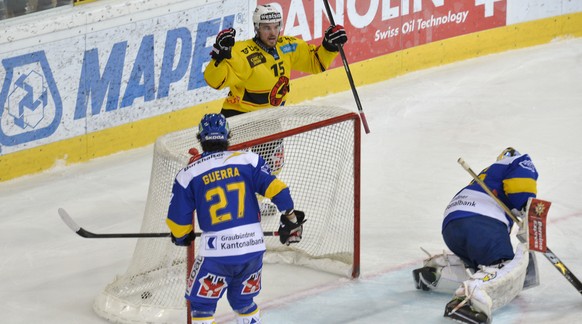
[261,12,281,21]
[204,134,227,140]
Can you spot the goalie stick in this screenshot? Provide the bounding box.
[58,208,279,238]
[458,158,582,295]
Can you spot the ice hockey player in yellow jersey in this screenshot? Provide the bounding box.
[204,4,348,117]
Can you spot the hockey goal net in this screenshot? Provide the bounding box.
[93,105,361,323]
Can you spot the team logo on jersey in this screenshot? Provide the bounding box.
[197,273,227,298]
[269,75,289,106]
[247,53,266,67]
[241,270,262,294]
[519,160,536,173]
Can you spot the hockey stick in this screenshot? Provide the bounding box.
[457,158,520,224]
[458,158,582,294]
[58,208,279,238]
[322,0,370,134]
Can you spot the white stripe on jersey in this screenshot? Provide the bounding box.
[444,188,509,229]
[176,151,259,188]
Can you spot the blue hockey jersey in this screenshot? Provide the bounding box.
[443,154,538,232]
[166,150,293,261]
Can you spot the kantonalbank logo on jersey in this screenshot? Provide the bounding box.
[0,0,247,156]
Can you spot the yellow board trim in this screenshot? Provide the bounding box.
[290,12,582,104]
[0,101,221,181]
[74,0,98,5]
[2,13,582,182]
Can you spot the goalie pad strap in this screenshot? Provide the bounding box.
[424,252,471,293]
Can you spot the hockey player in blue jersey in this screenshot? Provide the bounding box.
[412,148,538,324]
[166,113,305,324]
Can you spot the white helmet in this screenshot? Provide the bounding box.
[253,4,282,31]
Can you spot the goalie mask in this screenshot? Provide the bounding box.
[197,113,231,143]
[497,147,520,161]
[253,4,282,32]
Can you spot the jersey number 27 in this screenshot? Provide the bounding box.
[206,181,246,225]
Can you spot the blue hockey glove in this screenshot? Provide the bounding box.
[278,210,306,245]
[171,231,196,246]
[323,25,347,52]
[211,28,236,66]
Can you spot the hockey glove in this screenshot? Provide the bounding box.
[322,25,347,52]
[278,210,306,246]
[171,231,196,246]
[211,28,236,66]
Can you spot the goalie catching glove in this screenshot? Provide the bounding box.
[171,231,196,246]
[211,28,236,66]
[278,210,306,245]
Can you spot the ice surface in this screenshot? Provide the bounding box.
[1,38,581,323]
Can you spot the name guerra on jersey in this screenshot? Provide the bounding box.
[202,167,241,185]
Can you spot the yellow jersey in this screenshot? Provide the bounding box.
[204,36,339,113]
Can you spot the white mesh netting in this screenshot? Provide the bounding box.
[94,105,360,323]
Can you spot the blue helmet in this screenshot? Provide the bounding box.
[197,113,230,143]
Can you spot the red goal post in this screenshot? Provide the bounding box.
[93,105,361,323]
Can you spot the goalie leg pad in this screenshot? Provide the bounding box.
[413,251,471,293]
[453,243,529,319]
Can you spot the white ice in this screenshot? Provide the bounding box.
[1,37,582,323]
